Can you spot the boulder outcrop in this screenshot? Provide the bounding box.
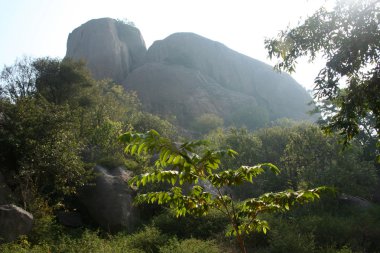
[125,62,259,126]
[78,166,139,233]
[0,204,33,242]
[125,32,313,128]
[66,20,315,130]
[66,18,146,83]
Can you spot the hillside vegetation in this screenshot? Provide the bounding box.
[1,2,380,251]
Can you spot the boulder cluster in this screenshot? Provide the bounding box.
[66,18,314,129]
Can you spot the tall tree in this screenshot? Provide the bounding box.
[0,57,36,102]
[265,0,380,157]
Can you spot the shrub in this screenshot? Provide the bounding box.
[123,226,168,253]
[159,238,221,253]
[152,209,228,239]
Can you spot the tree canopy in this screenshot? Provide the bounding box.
[0,57,178,209]
[265,0,380,156]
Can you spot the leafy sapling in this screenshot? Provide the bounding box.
[120,130,328,253]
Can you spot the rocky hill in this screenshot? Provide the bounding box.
[66,18,314,130]
[66,18,146,83]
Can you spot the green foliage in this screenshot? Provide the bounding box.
[207,123,378,199]
[254,123,295,165]
[129,111,178,140]
[0,57,94,221]
[0,56,36,101]
[259,221,316,253]
[33,58,94,105]
[280,124,378,197]
[0,225,222,253]
[193,113,224,134]
[0,97,89,205]
[26,195,62,244]
[254,203,380,253]
[227,105,270,130]
[152,209,228,239]
[124,226,167,252]
[0,57,171,209]
[159,238,221,253]
[207,124,297,197]
[120,130,327,252]
[265,0,380,151]
[207,127,262,167]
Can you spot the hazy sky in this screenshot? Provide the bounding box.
[0,0,329,90]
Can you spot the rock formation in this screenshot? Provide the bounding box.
[0,204,33,242]
[125,32,313,128]
[78,166,139,233]
[66,19,315,130]
[66,18,146,83]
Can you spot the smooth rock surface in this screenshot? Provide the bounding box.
[0,204,33,242]
[78,166,139,233]
[124,32,314,128]
[66,18,146,83]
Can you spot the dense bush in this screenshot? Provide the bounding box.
[159,238,221,253]
[0,226,224,253]
[152,209,228,239]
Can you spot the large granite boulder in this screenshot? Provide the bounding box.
[0,204,33,242]
[125,62,259,125]
[78,166,139,233]
[66,18,146,83]
[339,193,373,209]
[124,32,314,129]
[65,20,315,130]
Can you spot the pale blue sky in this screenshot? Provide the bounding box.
[0,0,328,89]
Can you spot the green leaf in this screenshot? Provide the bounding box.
[171,177,177,185]
[137,143,146,155]
[162,149,171,162]
[173,155,181,164]
[121,130,329,248]
[130,144,137,155]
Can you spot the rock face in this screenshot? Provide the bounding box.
[125,32,313,129]
[66,18,146,83]
[339,193,373,209]
[0,204,33,242]
[78,166,139,233]
[125,62,259,125]
[66,20,315,130]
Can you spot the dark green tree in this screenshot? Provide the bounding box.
[265,0,380,155]
[193,113,224,134]
[0,57,178,208]
[280,124,378,197]
[33,57,94,105]
[0,97,88,207]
